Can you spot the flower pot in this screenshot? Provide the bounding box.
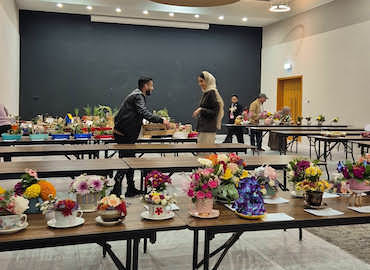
[194,198,214,216]
[51,134,70,140]
[264,185,278,199]
[54,210,83,227]
[25,197,42,214]
[147,204,168,218]
[0,214,27,230]
[29,134,49,141]
[1,134,22,141]
[98,209,123,222]
[347,179,370,191]
[76,193,99,212]
[74,133,92,140]
[305,191,323,207]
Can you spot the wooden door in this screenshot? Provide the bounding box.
[277,75,302,122]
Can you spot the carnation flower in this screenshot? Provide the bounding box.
[13,196,29,215]
[353,166,365,179]
[205,191,213,199]
[91,179,104,191]
[196,191,205,200]
[198,158,213,168]
[76,181,89,195]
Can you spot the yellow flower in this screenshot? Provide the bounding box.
[241,170,249,179]
[0,186,5,194]
[23,184,41,199]
[222,168,233,180]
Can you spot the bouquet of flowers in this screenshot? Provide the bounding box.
[337,157,370,187]
[295,165,330,192]
[254,166,280,198]
[0,188,29,215]
[97,194,127,221]
[145,170,172,193]
[37,197,78,217]
[259,111,271,120]
[198,153,248,203]
[144,191,175,206]
[287,158,315,184]
[185,168,220,203]
[70,174,114,197]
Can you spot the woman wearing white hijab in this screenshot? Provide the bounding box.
[193,71,224,144]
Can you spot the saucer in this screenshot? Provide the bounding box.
[47,217,85,228]
[0,222,28,234]
[304,204,327,210]
[189,209,220,219]
[236,212,265,220]
[290,191,304,198]
[96,216,124,226]
[141,211,175,220]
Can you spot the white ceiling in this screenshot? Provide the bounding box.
[16,0,335,27]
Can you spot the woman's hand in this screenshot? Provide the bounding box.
[192,108,202,118]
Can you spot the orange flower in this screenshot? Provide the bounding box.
[38,180,56,201]
[206,154,218,166]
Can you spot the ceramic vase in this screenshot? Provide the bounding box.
[305,191,323,207]
[147,204,168,218]
[26,197,42,214]
[195,198,214,216]
[98,209,123,222]
[54,210,83,227]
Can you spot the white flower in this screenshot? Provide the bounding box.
[107,178,115,187]
[288,170,295,177]
[161,200,167,206]
[198,158,213,168]
[254,166,265,177]
[269,180,275,187]
[13,196,29,215]
[218,154,229,163]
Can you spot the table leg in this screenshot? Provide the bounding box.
[193,230,199,270]
[324,140,327,162]
[126,240,132,270]
[299,228,303,241]
[143,238,147,254]
[309,137,312,159]
[133,238,140,270]
[283,170,287,190]
[204,231,211,270]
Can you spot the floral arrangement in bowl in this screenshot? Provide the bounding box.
[336,157,370,191]
[0,188,29,231]
[14,169,56,214]
[145,170,172,192]
[254,166,281,198]
[97,194,127,222]
[287,158,317,184]
[144,191,175,218]
[198,153,248,203]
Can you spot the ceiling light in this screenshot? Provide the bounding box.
[143,10,149,15]
[115,8,122,13]
[169,12,174,17]
[56,3,63,8]
[269,3,291,12]
[194,14,200,18]
[86,5,93,11]
[218,15,224,20]
[242,17,248,22]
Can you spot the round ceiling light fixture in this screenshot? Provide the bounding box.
[269,3,291,12]
[149,0,239,7]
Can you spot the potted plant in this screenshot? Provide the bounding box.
[97,194,127,222]
[2,123,22,141]
[14,169,56,214]
[295,165,330,207]
[51,122,71,140]
[287,158,315,197]
[337,157,370,191]
[73,123,92,140]
[254,165,280,199]
[316,114,325,125]
[0,188,29,232]
[83,105,92,121]
[29,124,49,141]
[70,174,115,212]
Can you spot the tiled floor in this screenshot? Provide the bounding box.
[0,134,369,269]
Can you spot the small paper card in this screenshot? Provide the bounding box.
[304,208,344,217]
[323,192,340,199]
[224,204,236,212]
[263,213,295,222]
[264,197,289,204]
[167,203,180,211]
[348,206,370,213]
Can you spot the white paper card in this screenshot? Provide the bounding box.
[348,206,370,213]
[323,192,340,199]
[304,208,344,217]
[224,204,236,212]
[264,197,289,204]
[167,203,180,211]
[263,213,295,222]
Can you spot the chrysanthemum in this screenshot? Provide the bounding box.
[76,181,90,195]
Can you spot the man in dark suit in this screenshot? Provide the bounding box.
[223,95,244,143]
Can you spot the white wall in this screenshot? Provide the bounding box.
[261,0,370,127]
[0,0,19,115]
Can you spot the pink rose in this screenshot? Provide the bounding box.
[208,180,218,189]
[187,189,194,198]
[26,169,38,179]
[202,184,209,191]
[264,166,277,180]
[192,173,200,181]
[205,191,213,199]
[196,191,205,200]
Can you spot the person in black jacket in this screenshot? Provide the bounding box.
[223,95,244,143]
[112,77,170,197]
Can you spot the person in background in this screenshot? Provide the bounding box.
[0,104,11,134]
[112,77,170,197]
[268,106,292,150]
[193,71,224,144]
[249,93,268,151]
[223,94,244,143]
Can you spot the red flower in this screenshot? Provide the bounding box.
[116,202,127,216]
[155,207,163,215]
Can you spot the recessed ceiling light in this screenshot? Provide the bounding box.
[56,3,63,8]
[143,10,149,15]
[242,17,248,22]
[115,8,122,13]
[169,12,174,17]
[218,15,224,20]
[86,5,93,11]
[269,4,291,12]
[194,14,200,18]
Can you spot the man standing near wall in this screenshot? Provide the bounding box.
[249,93,268,151]
[223,95,244,143]
[112,77,170,197]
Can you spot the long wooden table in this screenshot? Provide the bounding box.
[0,143,255,161]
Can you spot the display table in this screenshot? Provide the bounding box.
[354,141,370,155]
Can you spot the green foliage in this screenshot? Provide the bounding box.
[74,108,79,117]
[83,105,92,116]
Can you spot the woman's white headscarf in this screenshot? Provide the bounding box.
[201,71,224,130]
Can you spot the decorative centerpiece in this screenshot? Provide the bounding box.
[254,166,280,198]
[316,114,325,125]
[0,188,29,234]
[70,174,114,212]
[232,177,265,219]
[50,122,71,140]
[185,168,220,218]
[1,124,22,141]
[73,123,92,140]
[198,153,248,203]
[287,158,314,197]
[97,194,127,225]
[337,157,370,191]
[295,165,330,208]
[29,124,49,141]
[296,116,303,126]
[14,169,56,214]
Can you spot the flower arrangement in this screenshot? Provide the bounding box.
[254,166,280,198]
[145,171,172,192]
[70,174,114,197]
[305,116,312,124]
[0,189,29,215]
[97,194,127,221]
[185,168,220,203]
[337,158,370,185]
[316,114,325,124]
[197,153,248,203]
[295,165,330,192]
[287,158,314,184]
[144,191,175,206]
[259,111,271,120]
[55,200,78,217]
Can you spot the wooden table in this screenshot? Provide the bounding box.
[353,141,370,155]
[310,135,370,162]
[0,159,129,180]
[0,199,187,270]
[175,194,370,270]
[0,143,255,162]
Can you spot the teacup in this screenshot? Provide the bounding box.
[0,214,27,230]
[148,204,169,218]
[54,210,83,227]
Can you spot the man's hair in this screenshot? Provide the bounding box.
[232,94,239,99]
[138,77,153,90]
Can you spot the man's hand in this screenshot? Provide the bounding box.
[192,108,202,118]
[163,119,171,129]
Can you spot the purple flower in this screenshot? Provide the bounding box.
[14,182,24,196]
[77,181,89,195]
[353,166,365,179]
[91,179,103,191]
[342,167,350,179]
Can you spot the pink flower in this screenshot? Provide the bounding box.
[227,163,239,174]
[201,168,214,176]
[264,166,277,180]
[192,173,200,182]
[196,191,205,200]
[77,181,89,195]
[201,184,209,191]
[187,189,195,198]
[91,179,103,191]
[26,169,38,179]
[205,191,213,199]
[208,180,219,189]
